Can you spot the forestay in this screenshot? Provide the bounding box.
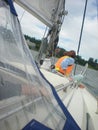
[0,0,80,130]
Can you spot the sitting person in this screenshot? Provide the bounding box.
[52,50,76,77]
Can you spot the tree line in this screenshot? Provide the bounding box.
[24,35,98,70]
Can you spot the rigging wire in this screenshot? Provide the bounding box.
[96,0,98,20]
[42,26,48,38]
[19,10,25,22]
[77,0,88,55]
[74,0,88,75]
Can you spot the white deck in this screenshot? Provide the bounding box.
[41,68,98,130]
[81,89,98,130]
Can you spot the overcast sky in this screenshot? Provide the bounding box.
[14,0,98,61]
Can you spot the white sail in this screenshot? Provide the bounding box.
[14,0,65,27]
[0,1,81,130]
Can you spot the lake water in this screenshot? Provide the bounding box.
[31,50,98,97]
[73,64,98,97]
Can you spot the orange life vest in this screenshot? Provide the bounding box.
[55,56,74,76]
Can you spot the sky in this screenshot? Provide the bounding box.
[14,0,98,61]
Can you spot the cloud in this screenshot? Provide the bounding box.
[15,4,46,39]
[58,0,98,60]
[14,0,98,61]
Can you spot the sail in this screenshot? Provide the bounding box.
[0,0,80,130]
[14,0,65,27]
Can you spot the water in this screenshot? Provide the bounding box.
[83,68,98,97]
[31,50,98,97]
[72,64,98,97]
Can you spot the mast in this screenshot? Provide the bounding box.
[14,0,67,65]
[37,0,67,65]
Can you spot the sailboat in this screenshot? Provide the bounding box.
[0,0,98,130]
